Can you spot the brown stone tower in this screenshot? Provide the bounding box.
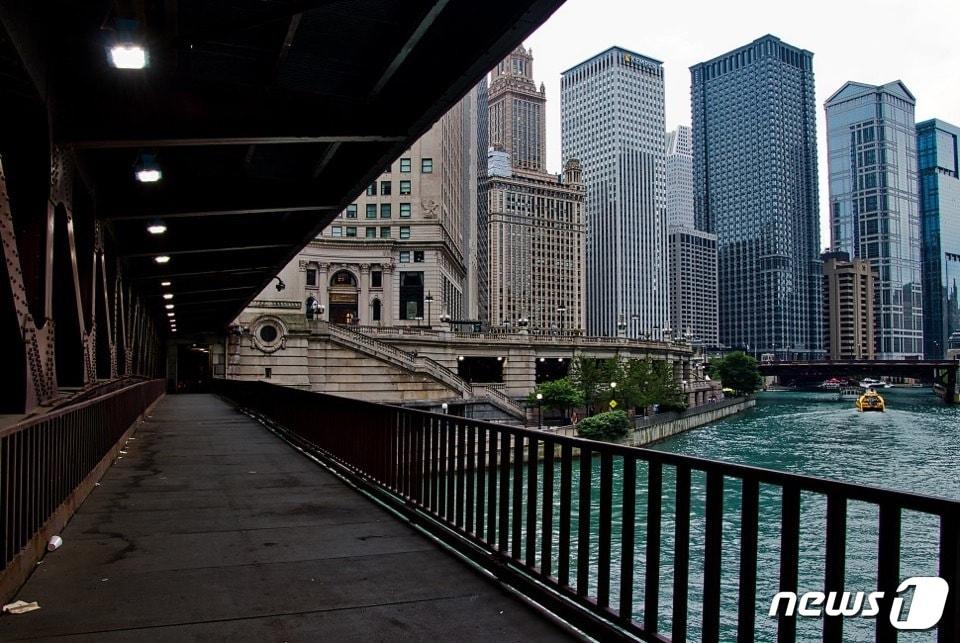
[488,45,546,171]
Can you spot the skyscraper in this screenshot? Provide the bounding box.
[825,81,922,358]
[917,118,960,358]
[822,250,877,360]
[562,47,668,338]
[666,125,695,229]
[487,46,586,332]
[691,35,822,358]
[474,77,490,325]
[668,227,719,347]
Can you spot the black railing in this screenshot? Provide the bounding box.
[0,379,165,597]
[213,380,959,643]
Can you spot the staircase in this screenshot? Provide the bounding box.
[323,323,526,420]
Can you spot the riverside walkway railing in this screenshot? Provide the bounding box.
[0,378,165,600]
[212,379,959,643]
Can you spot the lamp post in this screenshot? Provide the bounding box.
[439,311,452,331]
[617,315,627,337]
[610,381,617,409]
[536,392,543,429]
[557,304,566,334]
[441,402,448,415]
[424,291,434,328]
[517,315,529,334]
[662,325,673,343]
[632,314,639,338]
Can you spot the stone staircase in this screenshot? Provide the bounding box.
[324,323,526,420]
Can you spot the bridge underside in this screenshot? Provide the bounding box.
[760,361,959,403]
[0,0,564,415]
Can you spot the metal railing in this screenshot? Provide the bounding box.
[1,378,165,594]
[212,380,959,643]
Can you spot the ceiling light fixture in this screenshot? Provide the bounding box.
[147,223,167,235]
[108,44,147,69]
[161,281,171,287]
[165,304,174,310]
[163,293,173,300]
[135,153,162,183]
[154,255,170,264]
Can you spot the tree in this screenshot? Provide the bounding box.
[527,378,583,418]
[712,351,762,396]
[647,360,688,412]
[569,355,613,413]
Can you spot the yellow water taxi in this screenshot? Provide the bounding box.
[856,389,885,412]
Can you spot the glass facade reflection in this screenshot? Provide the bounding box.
[691,35,822,358]
[917,119,960,358]
[825,81,923,358]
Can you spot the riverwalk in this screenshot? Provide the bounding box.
[0,395,572,641]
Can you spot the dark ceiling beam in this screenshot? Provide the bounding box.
[69,135,404,150]
[152,285,256,297]
[370,0,451,97]
[135,266,274,280]
[121,243,288,258]
[108,206,333,222]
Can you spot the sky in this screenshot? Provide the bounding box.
[523,0,960,249]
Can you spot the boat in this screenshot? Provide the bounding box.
[856,389,886,412]
[819,378,843,390]
[837,386,861,401]
[859,378,893,389]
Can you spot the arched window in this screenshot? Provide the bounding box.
[330,270,357,287]
[372,299,382,322]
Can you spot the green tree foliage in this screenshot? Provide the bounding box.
[712,351,762,396]
[568,356,610,412]
[576,410,631,441]
[527,378,583,416]
[569,355,688,415]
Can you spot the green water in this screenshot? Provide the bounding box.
[537,389,959,642]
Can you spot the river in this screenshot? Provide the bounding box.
[556,389,959,642]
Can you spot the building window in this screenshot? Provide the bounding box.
[345,226,357,237]
[400,180,412,195]
[414,250,425,263]
[400,158,411,173]
[380,181,392,196]
[400,251,411,263]
[400,203,412,218]
[381,203,392,218]
[264,367,272,379]
[400,226,411,239]
[331,226,342,237]
[372,298,382,322]
[365,227,376,238]
[366,204,377,219]
[345,204,357,218]
[371,270,383,288]
[306,268,317,287]
[399,271,424,319]
[366,183,376,196]
[380,226,391,238]
[421,158,433,173]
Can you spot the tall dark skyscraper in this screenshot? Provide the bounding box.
[917,119,960,358]
[691,35,822,358]
[475,77,490,325]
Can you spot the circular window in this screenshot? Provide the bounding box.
[259,324,279,343]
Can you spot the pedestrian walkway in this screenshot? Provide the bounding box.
[0,394,572,641]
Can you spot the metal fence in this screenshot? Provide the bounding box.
[213,379,959,643]
[0,379,165,580]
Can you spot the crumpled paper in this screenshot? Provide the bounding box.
[2,600,40,614]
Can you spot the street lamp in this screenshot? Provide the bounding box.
[424,292,434,328]
[617,315,627,337]
[557,304,566,333]
[662,326,673,343]
[536,392,543,429]
[517,316,529,333]
[632,314,639,338]
[441,402,448,415]
[610,381,617,408]
[439,311,452,330]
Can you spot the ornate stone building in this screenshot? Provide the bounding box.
[243,91,477,328]
[487,45,586,331]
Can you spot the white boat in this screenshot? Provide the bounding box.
[859,378,893,389]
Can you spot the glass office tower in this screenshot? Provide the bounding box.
[918,119,960,358]
[691,35,822,358]
[825,81,922,358]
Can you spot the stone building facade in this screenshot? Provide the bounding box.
[487,45,586,332]
[822,249,877,360]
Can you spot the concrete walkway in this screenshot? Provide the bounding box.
[0,394,572,642]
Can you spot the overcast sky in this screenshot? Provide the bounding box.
[523,0,960,248]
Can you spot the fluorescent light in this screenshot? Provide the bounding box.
[167,312,175,317]
[160,281,171,287]
[163,293,173,300]
[165,304,174,310]
[154,255,170,264]
[109,45,147,69]
[136,169,162,183]
[147,224,167,234]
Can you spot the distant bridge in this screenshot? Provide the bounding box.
[758,360,959,404]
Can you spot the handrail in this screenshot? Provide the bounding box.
[1,378,166,599]
[212,379,960,642]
